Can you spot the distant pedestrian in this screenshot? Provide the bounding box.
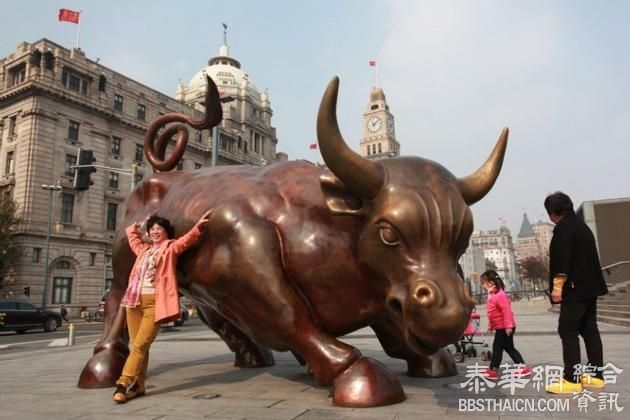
[544,191,608,394]
[60,305,69,323]
[113,210,212,404]
[480,270,530,380]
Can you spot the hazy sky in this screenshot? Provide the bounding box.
[2,1,629,235]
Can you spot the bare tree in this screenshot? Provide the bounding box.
[518,256,549,291]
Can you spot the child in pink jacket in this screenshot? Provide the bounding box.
[481,270,530,379]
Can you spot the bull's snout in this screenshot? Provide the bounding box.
[386,281,442,316]
[386,278,475,352]
[386,281,444,318]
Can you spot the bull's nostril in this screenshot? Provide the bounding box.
[386,297,403,318]
[415,286,434,305]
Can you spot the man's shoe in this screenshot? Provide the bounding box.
[482,368,499,380]
[113,384,127,403]
[581,374,605,389]
[514,365,531,377]
[126,383,145,400]
[546,378,582,394]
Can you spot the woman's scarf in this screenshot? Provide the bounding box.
[121,245,160,308]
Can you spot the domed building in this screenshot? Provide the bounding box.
[176,39,284,166]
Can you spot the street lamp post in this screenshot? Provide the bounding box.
[211,95,235,167]
[41,183,62,310]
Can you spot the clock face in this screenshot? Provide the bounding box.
[367,117,382,133]
[387,118,395,135]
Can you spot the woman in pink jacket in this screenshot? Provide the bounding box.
[113,210,211,403]
[481,270,530,380]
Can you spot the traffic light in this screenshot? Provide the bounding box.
[24,286,30,297]
[73,149,97,190]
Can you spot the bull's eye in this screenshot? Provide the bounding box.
[379,225,400,246]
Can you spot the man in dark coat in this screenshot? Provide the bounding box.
[544,192,608,394]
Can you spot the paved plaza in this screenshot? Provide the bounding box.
[1,298,628,419]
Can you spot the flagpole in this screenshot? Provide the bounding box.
[375,62,379,88]
[76,10,82,49]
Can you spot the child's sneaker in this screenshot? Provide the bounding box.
[482,368,499,380]
[514,365,531,377]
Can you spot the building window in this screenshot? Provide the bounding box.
[367,145,371,155]
[176,160,183,171]
[114,94,124,111]
[9,63,26,87]
[8,116,17,137]
[4,151,14,174]
[194,162,202,170]
[110,136,121,155]
[196,130,203,142]
[136,104,146,120]
[378,143,382,153]
[108,172,119,189]
[32,248,42,263]
[106,203,118,231]
[134,144,143,162]
[105,254,112,266]
[55,260,71,270]
[61,68,88,94]
[52,277,72,304]
[89,252,96,266]
[43,51,55,70]
[64,154,76,176]
[68,120,80,142]
[105,278,113,291]
[30,49,42,67]
[61,192,74,223]
[98,74,107,92]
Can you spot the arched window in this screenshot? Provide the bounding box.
[55,260,71,270]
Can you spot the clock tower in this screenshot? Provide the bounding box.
[359,86,400,159]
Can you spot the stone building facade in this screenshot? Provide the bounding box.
[515,212,554,263]
[515,213,541,262]
[458,246,486,295]
[469,226,519,290]
[0,38,281,314]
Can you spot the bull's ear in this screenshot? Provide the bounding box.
[319,174,366,216]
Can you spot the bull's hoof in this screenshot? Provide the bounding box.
[332,357,405,407]
[234,345,275,368]
[407,347,458,378]
[77,347,127,388]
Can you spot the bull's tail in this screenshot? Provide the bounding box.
[143,76,222,172]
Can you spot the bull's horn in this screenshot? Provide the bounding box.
[317,77,383,199]
[458,127,509,205]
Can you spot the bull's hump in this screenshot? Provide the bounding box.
[149,161,327,216]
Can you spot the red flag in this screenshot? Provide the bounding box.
[369,60,376,67]
[59,8,80,24]
[309,143,318,150]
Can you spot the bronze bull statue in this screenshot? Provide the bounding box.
[78,76,508,407]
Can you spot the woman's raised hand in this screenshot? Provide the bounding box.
[133,214,154,229]
[195,209,213,228]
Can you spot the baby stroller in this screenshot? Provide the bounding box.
[452,309,491,363]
